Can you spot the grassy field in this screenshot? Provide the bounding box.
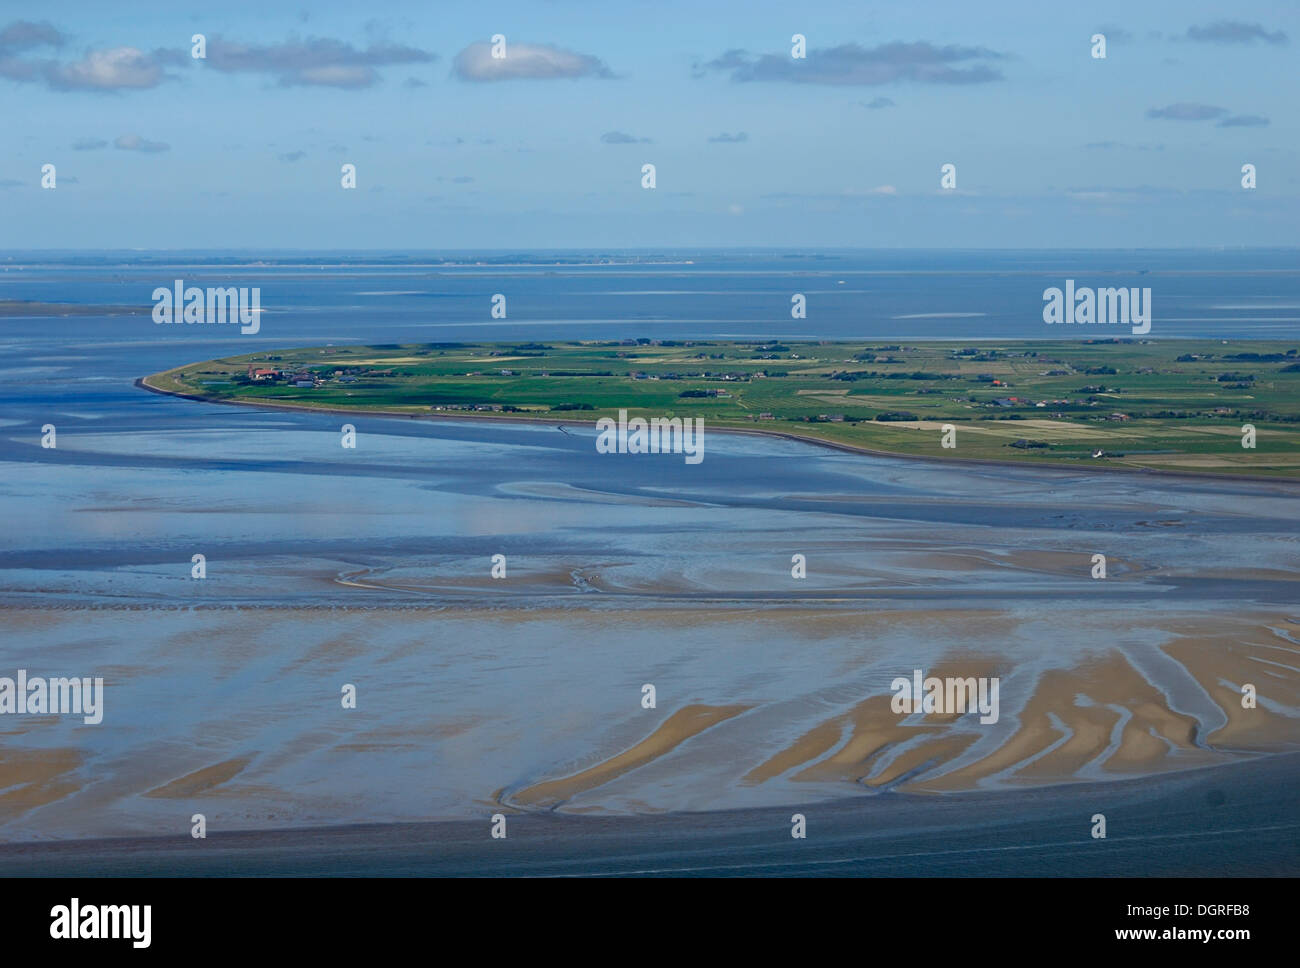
[145,338,1300,478]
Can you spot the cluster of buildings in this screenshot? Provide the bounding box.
[244,364,376,389]
[246,365,317,388]
[631,370,755,382]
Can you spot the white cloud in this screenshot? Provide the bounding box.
[453,42,614,81]
[47,47,169,90]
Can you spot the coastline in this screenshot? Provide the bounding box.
[136,371,1300,488]
[4,750,1296,876]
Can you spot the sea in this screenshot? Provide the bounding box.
[0,249,1297,850]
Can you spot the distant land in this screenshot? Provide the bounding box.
[144,338,1300,478]
[0,300,150,317]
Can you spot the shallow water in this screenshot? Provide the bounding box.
[1,253,1298,841]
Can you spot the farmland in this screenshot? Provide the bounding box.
[144,338,1300,477]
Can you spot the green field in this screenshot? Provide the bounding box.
[145,338,1300,478]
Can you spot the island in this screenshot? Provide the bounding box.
[142,338,1300,478]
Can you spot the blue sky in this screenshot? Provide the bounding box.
[1,0,1296,249]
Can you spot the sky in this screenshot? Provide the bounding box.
[1,0,1296,249]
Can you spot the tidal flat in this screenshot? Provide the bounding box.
[2,411,1297,842]
[2,252,1298,874]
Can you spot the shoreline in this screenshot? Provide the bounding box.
[4,751,1296,875]
[136,371,1300,488]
